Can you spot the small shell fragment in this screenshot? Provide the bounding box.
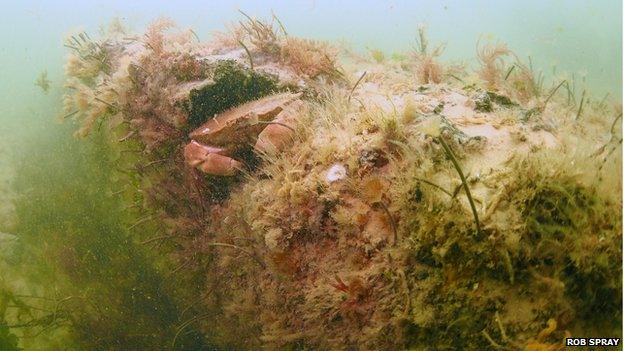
[326,163,347,183]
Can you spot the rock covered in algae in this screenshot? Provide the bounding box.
[60,15,622,351]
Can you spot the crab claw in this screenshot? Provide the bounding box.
[184,140,242,176]
[254,100,304,154]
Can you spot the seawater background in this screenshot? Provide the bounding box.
[0,1,621,350]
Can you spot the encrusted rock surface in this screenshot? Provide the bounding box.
[59,16,622,351]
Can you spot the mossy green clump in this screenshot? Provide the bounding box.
[487,91,516,107]
[474,91,493,112]
[473,90,517,112]
[186,60,281,129]
[397,184,501,349]
[386,149,622,350]
[516,173,622,327]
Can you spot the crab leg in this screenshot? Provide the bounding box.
[184,140,242,176]
[254,100,304,154]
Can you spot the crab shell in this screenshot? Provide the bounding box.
[184,92,304,175]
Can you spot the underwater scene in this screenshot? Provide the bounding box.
[0,1,622,350]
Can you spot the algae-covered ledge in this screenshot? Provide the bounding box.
[58,14,622,350]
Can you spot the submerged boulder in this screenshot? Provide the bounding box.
[59,16,622,351]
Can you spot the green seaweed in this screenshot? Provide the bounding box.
[474,91,517,112]
[473,91,493,112]
[0,293,21,351]
[487,91,516,107]
[393,148,622,350]
[437,135,481,234]
[186,60,281,129]
[520,179,622,325]
[4,124,215,350]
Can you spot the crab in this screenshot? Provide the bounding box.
[184,92,304,176]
